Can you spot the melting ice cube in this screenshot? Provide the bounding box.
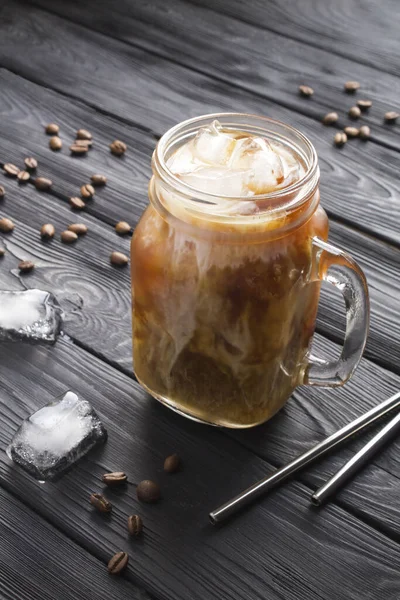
[191,120,236,166]
[230,137,284,194]
[179,167,252,196]
[7,391,107,481]
[0,289,62,344]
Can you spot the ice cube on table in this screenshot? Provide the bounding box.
[0,289,62,344]
[7,391,107,481]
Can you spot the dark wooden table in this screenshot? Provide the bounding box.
[0,1,400,598]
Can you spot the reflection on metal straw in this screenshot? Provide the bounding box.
[311,409,400,506]
[209,391,400,525]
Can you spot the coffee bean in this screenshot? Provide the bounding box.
[68,223,88,236]
[164,454,181,473]
[108,552,128,575]
[322,112,338,125]
[343,126,359,138]
[74,139,93,148]
[110,251,129,266]
[0,248,5,257]
[90,493,112,513]
[49,136,62,151]
[344,81,360,93]
[81,184,95,199]
[0,186,5,199]
[334,132,347,147]
[45,123,59,135]
[41,224,55,240]
[35,177,52,191]
[0,218,14,233]
[359,125,371,140]
[90,174,107,186]
[110,140,127,156]
[69,196,86,210]
[384,111,399,123]
[137,480,161,503]
[127,515,143,537]
[18,260,35,273]
[102,471,127,486]
[356,99,372,111]
[348,106,361,119]
[76,129,92,140]
[61,230,78,244]
[70,144,88,155]
[24,157,38,171]
[115,221,131,235]
[17,171,30,183]
[3,163,20,177]
[298,85,313,97]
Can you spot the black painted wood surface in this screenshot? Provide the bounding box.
[0,0,400,598]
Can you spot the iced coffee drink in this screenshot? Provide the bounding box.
[131,115,367,428]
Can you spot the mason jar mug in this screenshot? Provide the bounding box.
[131,114,369,428]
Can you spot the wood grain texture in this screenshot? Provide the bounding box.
[0,487,148,600]
[28,0,400,152]
[0,9,400,245]
[1,338,400,600]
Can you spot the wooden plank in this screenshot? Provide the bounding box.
[0,486,148,600]
[1,157,399,375]
[1,337,400,600]
[27,0,400,152]
[1,12,400,244]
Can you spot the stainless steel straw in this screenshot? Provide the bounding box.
[311,409,400,506]
[209,391,400,524]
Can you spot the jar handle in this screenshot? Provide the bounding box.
[303,237,370,387]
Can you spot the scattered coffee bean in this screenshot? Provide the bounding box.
[108,552,129,575]
[356,99,372,111]
[348,106,361,119]
[110,140,127,156]
[76,129,92,140]
[334,132,347,147]
[343,126,359,138]
[61,230,78,244]
[49,136,62,151]
[0,218,14,233]
[322,112,338,125]
[70,144,88,155]
[137,480,161,503]
[110,251,129,266]
[90,493,112,513]
[3,163,20,177]
[24,157,38,171]
[127,515,143,537]
[0,186,5,199]
[81,184,95,199]
[298,85,313,97]
[344,81,360,93]
[68,223,88,236]
[102,471,128,486]
[90,174,107,186]
[359,125,371,140]
[18,260,35,273]
[17,170,31,183]
[384,111,399,123]
[69,196,86,210]
[41,224,55,240]
[0,248,5,257]
[115,221,131,235]
[34,177,52,191]
[164,454,181,473]
[45,123,59,135]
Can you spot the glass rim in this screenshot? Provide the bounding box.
[154,112,319,206]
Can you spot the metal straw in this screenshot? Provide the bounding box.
[209,391,400,524]
[311,409,400,506]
